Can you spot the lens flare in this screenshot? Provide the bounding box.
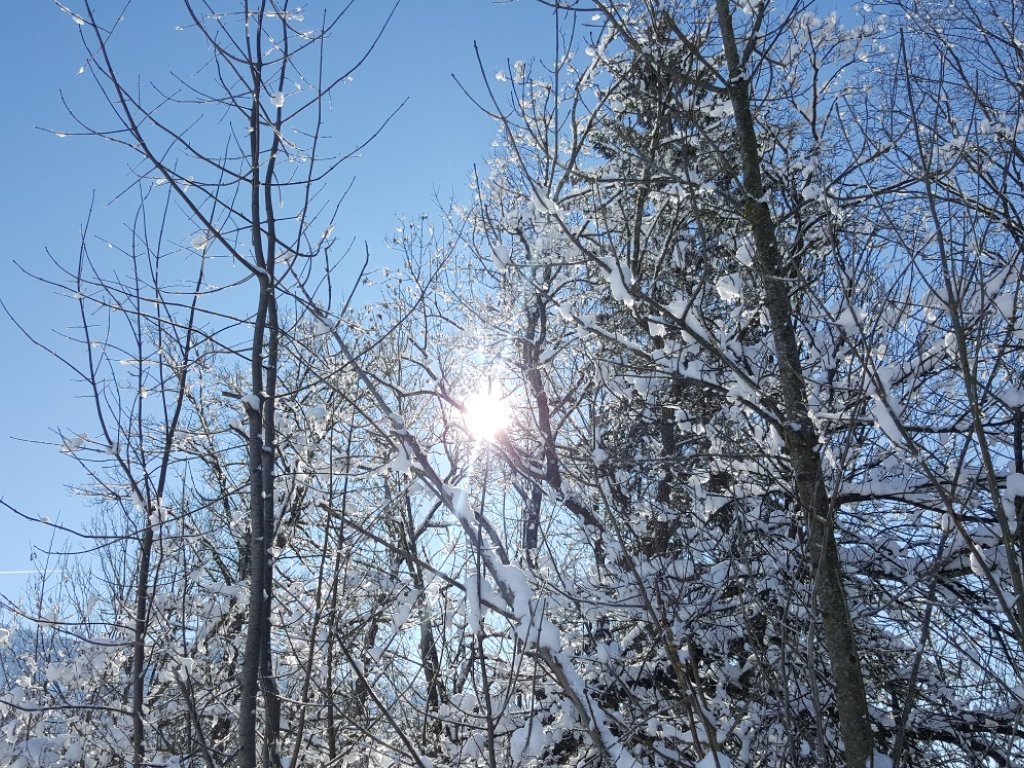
[463,389,510,441]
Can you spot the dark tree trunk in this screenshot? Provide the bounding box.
[714,3,873,766]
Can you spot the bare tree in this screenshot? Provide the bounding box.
[2,2,404,766]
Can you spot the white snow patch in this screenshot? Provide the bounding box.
[715,273,742,302]
[801,182,825,201]
[530,188,560,216]
[871,398,904,446]
[491,244,511,270]
[1001,386,1024,408]
[837,305,867,334]
[735,241,754,266]
[61,433,88,453]
[667,297,687,319]
[970,550,987,579]
[1005,473,1024,500]
[465,570,481,635]
[390,588,419,633]
[192,231,211,251]
[601,257,635,308]
[390,442,414,475]
[994,292,1016,319]
[510,719,545,761]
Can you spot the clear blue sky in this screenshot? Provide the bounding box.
[0,0,557,595]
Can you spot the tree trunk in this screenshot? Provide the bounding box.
[130,521,154,767]
[714,3,873,766]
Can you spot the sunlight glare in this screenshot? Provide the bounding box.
[464,388,510,441]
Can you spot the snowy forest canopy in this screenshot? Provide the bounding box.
[2,1,1023,767]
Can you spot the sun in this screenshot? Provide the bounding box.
[463,388,511,442]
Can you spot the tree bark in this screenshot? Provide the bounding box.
[714,3,873,766]
[130,522,153,767]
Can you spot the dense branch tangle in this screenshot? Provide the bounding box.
[4,3,1024,768]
